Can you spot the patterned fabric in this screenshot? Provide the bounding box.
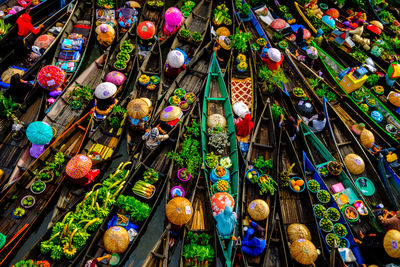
[211,192,235,216]
[231,77,253,110]
[238,141,249,156]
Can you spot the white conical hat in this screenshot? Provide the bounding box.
[167,50,185,68]
[268,48,282,62]
[232,101,249,118]
[95,82,117,99]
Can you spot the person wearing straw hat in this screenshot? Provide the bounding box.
[214,36,231,64]
[261,47,284,71]
[242,220,266,258]
[94,82,118,119]
[165,49,186,80]
[142,127,169,150]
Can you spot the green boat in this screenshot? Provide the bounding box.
[313,41,400,144]
[202,53,239,266]
[300,121,383,234]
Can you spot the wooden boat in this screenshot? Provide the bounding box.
[313,41,400,144]
[0,90,45,194]
[21,160,134,266]
[240,100,276,266]
[324,99,398,211]
[277,127,327,266]
[302,151,366,266]
[136,0,165,63]
[49,28,139,226]
[142,227,170,266]
[126,42,163,156]
[300,117,383,233]
[0,110,93,266]
[229,23,255,159]
[80,125,180,267]
[149,41,212,138]
[201,53,239,266]
[0,0,59,47]
[0,2,76,87]
[51,0,95,89]
[169,0,212,62]
[179,173,218,267]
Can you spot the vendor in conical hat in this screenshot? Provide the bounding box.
[96,24,115,48]
[214,36,231,63]
[233,101,254,138]
[117,2,138,30]
[261,47,284,71]
[165,50,186,80]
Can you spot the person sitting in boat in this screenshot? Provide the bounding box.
[261,47,284,71]
[343,11,365,29]
[117,2,138,30]
[142,127,169,151]
[214,205,237,237]
[97,24,115,48]
[164,50,186,80]
[303,112,326,133]
[214,36,231,64]
[15,7,44,61]
[5,73,33,104]
[280,115,301,141]
[233,101,254,156]
[137,21,156,52]
[377,148,400,168]
[94,82,117,119]
[162,7,184,39]
[241,220,266,258]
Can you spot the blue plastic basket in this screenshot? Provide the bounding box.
[289,177,305,193]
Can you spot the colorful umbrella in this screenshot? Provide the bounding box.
[127,98,150,119]
[270,19,286,30]
[211,192,235,216]
[322,15,335,28]
[95,82,117,99]
[37,65,65,90]
[160,106,182,122]
[34,34,56,50]
[165,7,183,29]
[166,197,193,225]
[66,154,92,179]
[387,62,400,79]
[167,50,185,68]
[26,121,53,145]
[103,226,130,254]
[105,71,126,86]
[383,229,400,258]
[137,21,155,40]
[326,8,339,19]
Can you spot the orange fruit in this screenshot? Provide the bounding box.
[295,179,304,187]
[293,185,301,192]
[290,179,296,187]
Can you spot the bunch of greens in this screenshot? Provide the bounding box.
[40,162,131,260]
[207,127,230,154]
[0,92,19,122]
[116,195,151,223]
[315,83,337,102]
[271,104,285,121]
[109,105,126,131]
[182,231,215,266]
[258,66,287,95]
[253,156,273,174]
[69,84,93,104]
[212,3,231,26]
[230,29,253,53]
[167,119,202,175]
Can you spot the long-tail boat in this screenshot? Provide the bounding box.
[0,110,93,265]
[201,53,239,266]
[142,227,170,266]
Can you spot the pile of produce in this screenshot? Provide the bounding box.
[182,232,215,266]
[12,260,50,267]
[212,4,232,26]
[115,194,151,223]
[132,180,155,198]
[120,40,134,53]
[40,162,131,260]
[97,0,114,9]
[0,20,12,40]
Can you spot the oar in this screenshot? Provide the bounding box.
[0,223,29,254]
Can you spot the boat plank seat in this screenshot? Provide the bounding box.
[206,97,225,101]
[337,141,352,146]
[253,143,273,149]
[151,251,165,259]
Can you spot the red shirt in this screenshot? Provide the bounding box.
[262,55,284,71]
[17,14,40,37]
